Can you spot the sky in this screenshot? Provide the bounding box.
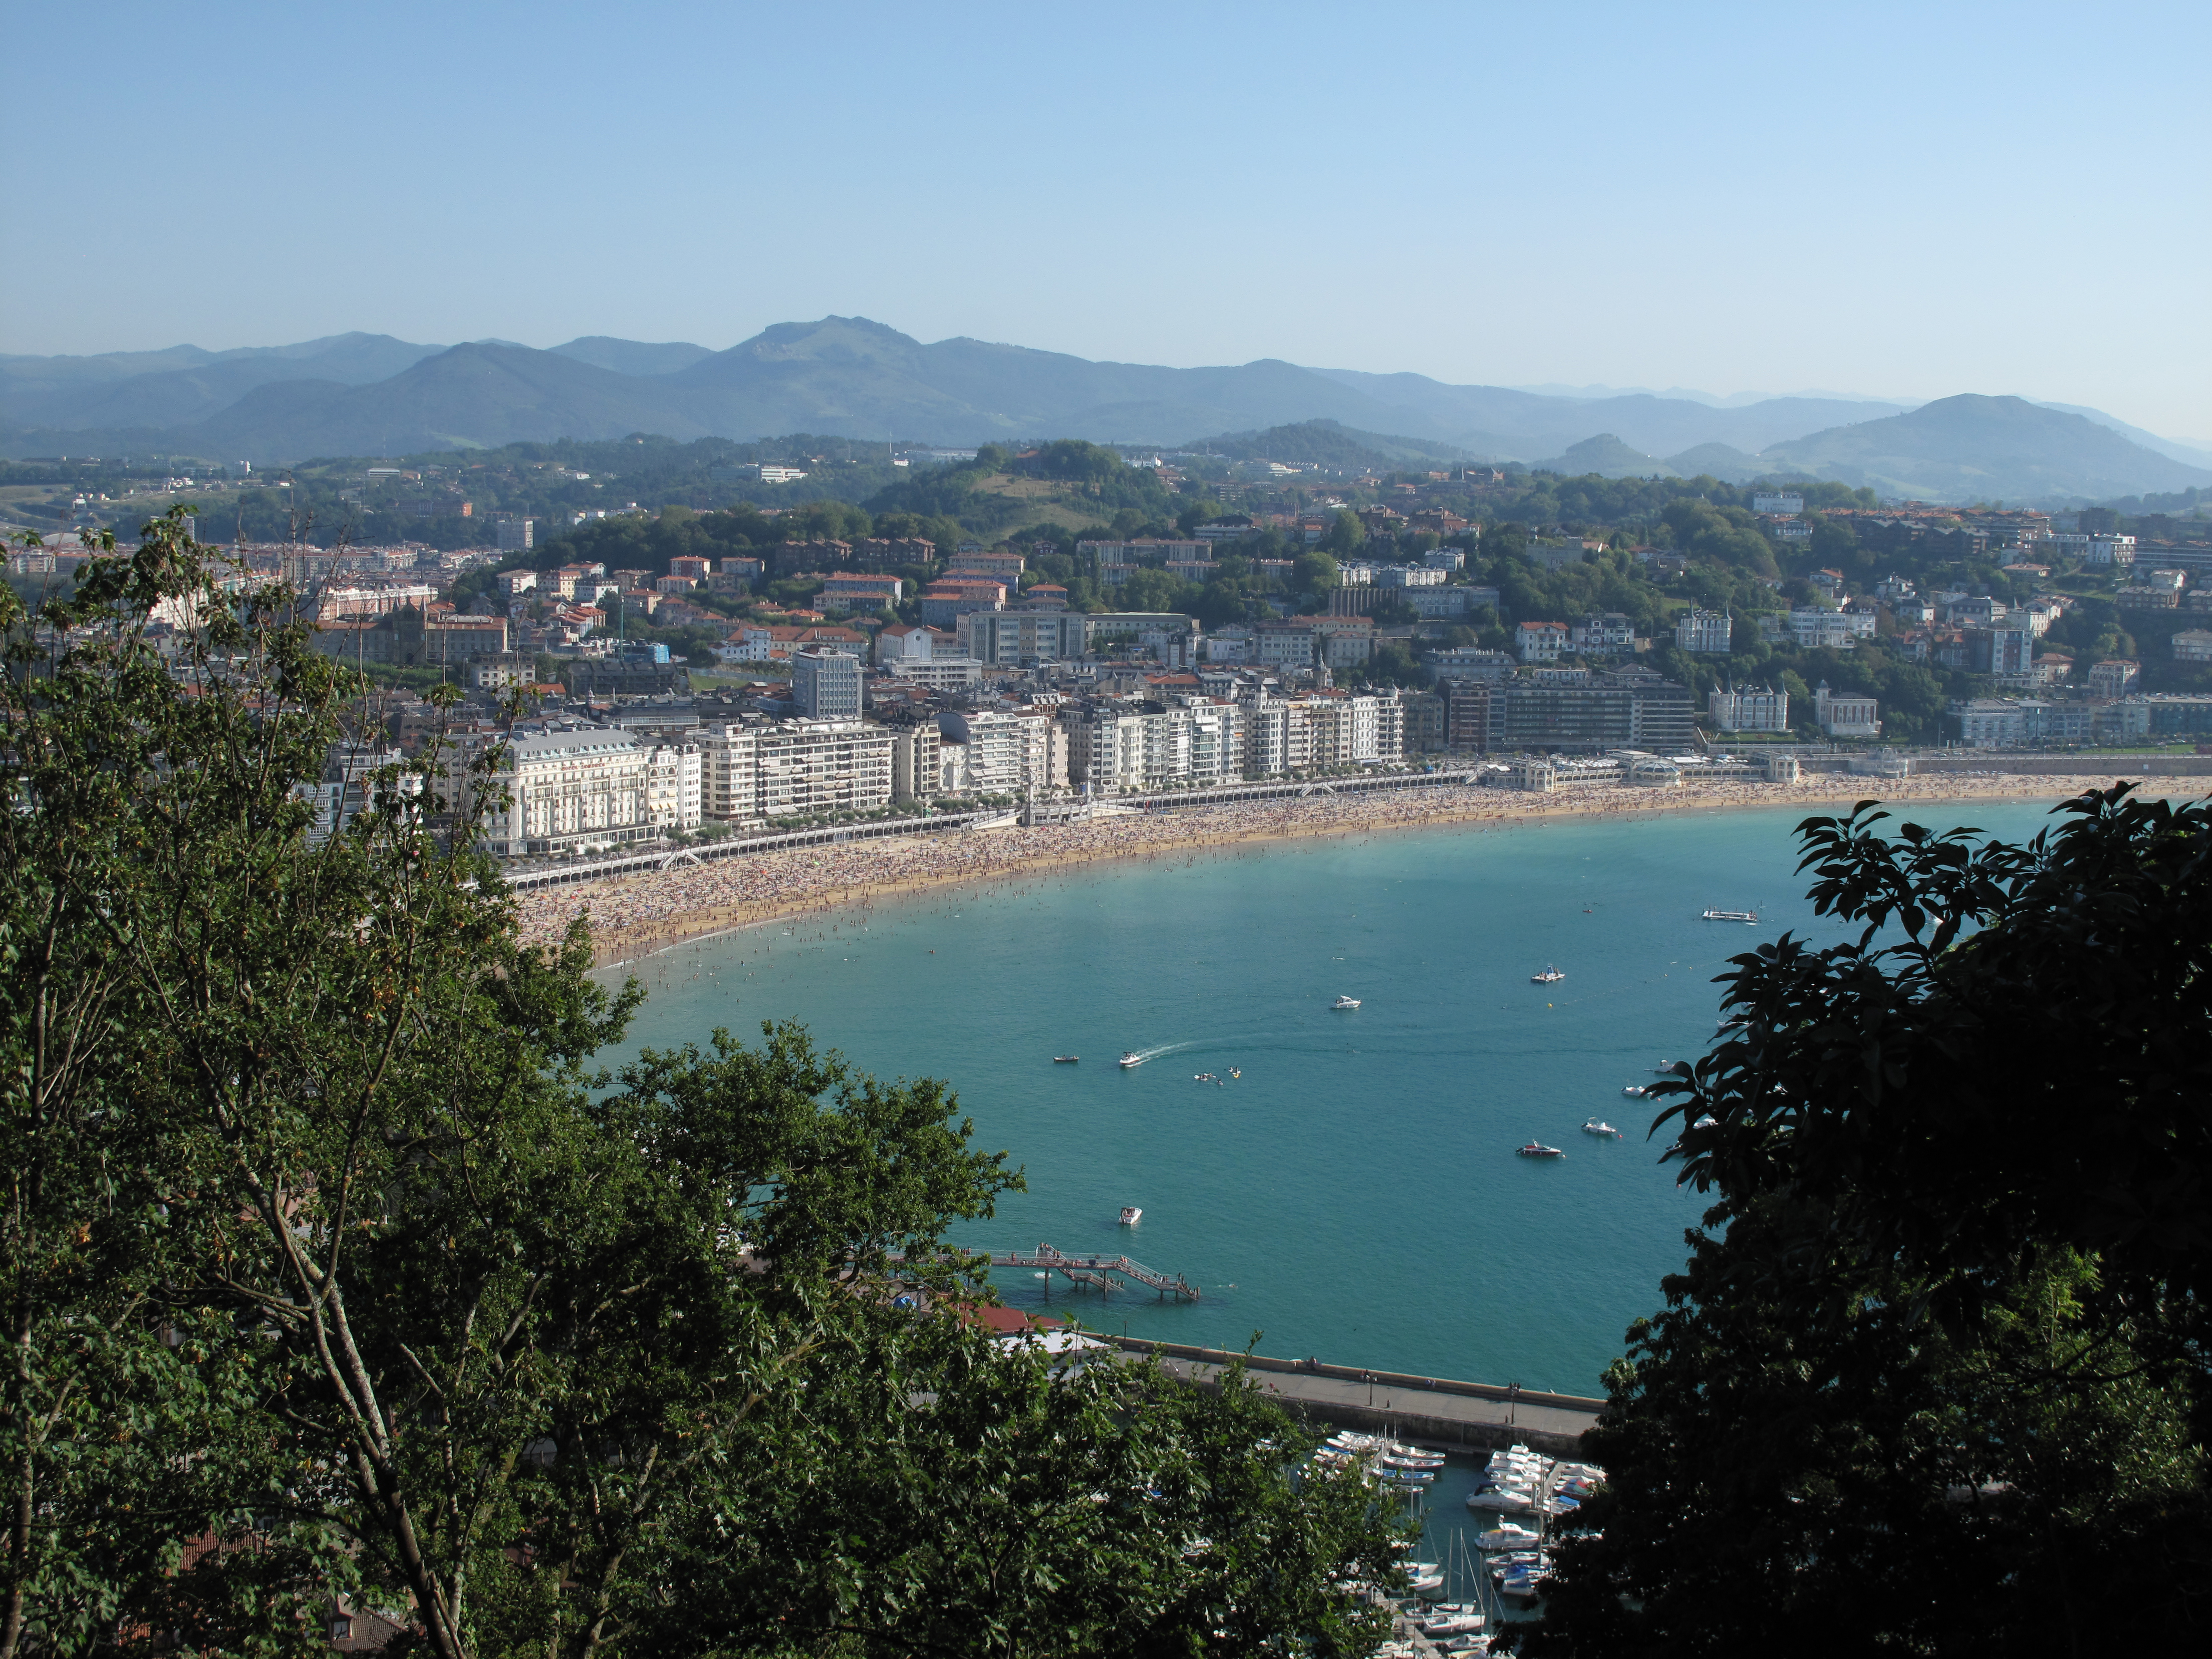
[4,1,2207,440]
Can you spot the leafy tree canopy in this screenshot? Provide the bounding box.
[0,512,1404,1658]
[1525,791,2212,1656]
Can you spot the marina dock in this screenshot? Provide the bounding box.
[1099,1337,1605,1456]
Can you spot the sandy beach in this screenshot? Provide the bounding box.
[512,771,2188,969]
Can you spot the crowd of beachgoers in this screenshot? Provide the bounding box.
[509,770,2149,967]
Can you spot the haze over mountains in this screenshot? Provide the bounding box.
[4,316,2206,505]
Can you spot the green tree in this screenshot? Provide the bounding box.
[1525,791,2212,1655]
[1290,550,1340,600]
[1,513,1399,1658]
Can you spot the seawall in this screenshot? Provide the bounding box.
[1105,1336,1605,1457]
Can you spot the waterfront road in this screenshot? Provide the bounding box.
[1099,1337,1604,1455]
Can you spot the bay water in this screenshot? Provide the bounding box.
[600,797,2066,1396]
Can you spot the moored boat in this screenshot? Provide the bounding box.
[1531,964,1565,984]
[1475,1522,1544,1549]
[1118,1206,1142,1225]
[1053,1055,1079,1063]
[1582,1119,1623,1138]
[1515,1141,1565,1159]
[1332,994,1361,1009]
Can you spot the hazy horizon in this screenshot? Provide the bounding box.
[4,2,2204,438]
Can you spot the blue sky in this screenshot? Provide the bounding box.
[5,1,2206,439]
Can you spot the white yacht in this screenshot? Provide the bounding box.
[1117,1206,1142,1225]
[1531,964,1565,984]
[1583,1119,1623,1138]
[1332,994,1361,1009]
[1119,1051,1144,1068]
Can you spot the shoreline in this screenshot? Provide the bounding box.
[516,772,2186,971]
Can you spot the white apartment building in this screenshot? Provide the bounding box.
[700,720,896,821]
[1752,492,1804,515]
[1709,687,1791,732]
[643,738,704,833]
[1570,613,1635,654]
[1788,609,1867,650]
[964,610,1089,664]
[1813,683,1881,738]
[890,724,943,803]
[940,710,1066,795]
[460,724,654,857]
[2088,658,2141,697]
[1374,564,1446,588]
[791,649,864,720]
[1675,609,1733,654]
[885,658,984,689]
[1517,621,1568,663]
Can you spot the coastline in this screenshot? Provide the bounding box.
[517,771,2188,970]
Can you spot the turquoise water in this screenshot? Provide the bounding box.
[600,797,2068,1395]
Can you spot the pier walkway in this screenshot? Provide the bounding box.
[1099,1337,1605,1455]
[989,1244,1201,1300]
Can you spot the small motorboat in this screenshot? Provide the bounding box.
[1194,1072,1217,1082]
[1622,1083,1647,1097]
[1053,1055,1079,1063]
[1332,995,1361,1009]
[1651,1062,1682,1074]
[1474,1522,1544,1550]
[1516,1142,1565,1159]
[1531,964,1565,984]
[1465,1487,1535,1512]
[1118,1206,1142,1225]
[1119,1052,1144,1068]
[1422,1612,1485,1637]
[1582,1119,1623,1138]
[1702,907,1759,923]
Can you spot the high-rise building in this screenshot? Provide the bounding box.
[700,721,895,821]
[790,649,863,720]
[495,517,535,552]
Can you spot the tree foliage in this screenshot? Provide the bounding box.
[0,513,1401,1657]
[1524,789,2212,1655]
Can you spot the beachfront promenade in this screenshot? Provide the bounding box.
[1101,1337,1605,1456]
[516,767,2163,967]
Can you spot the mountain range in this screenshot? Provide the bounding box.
[4,316,2206,504]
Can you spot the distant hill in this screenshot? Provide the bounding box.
[1761,395,2212,503]
[2,322,2202,506]
[0,333,444,430]
[1664,442,1795,484]
[1185,420,1469,470]
[548,337,715,377]
[189,342,725,457]
[1535,434,1676,479]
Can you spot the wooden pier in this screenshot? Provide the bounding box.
[990,1243,1201,1301]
